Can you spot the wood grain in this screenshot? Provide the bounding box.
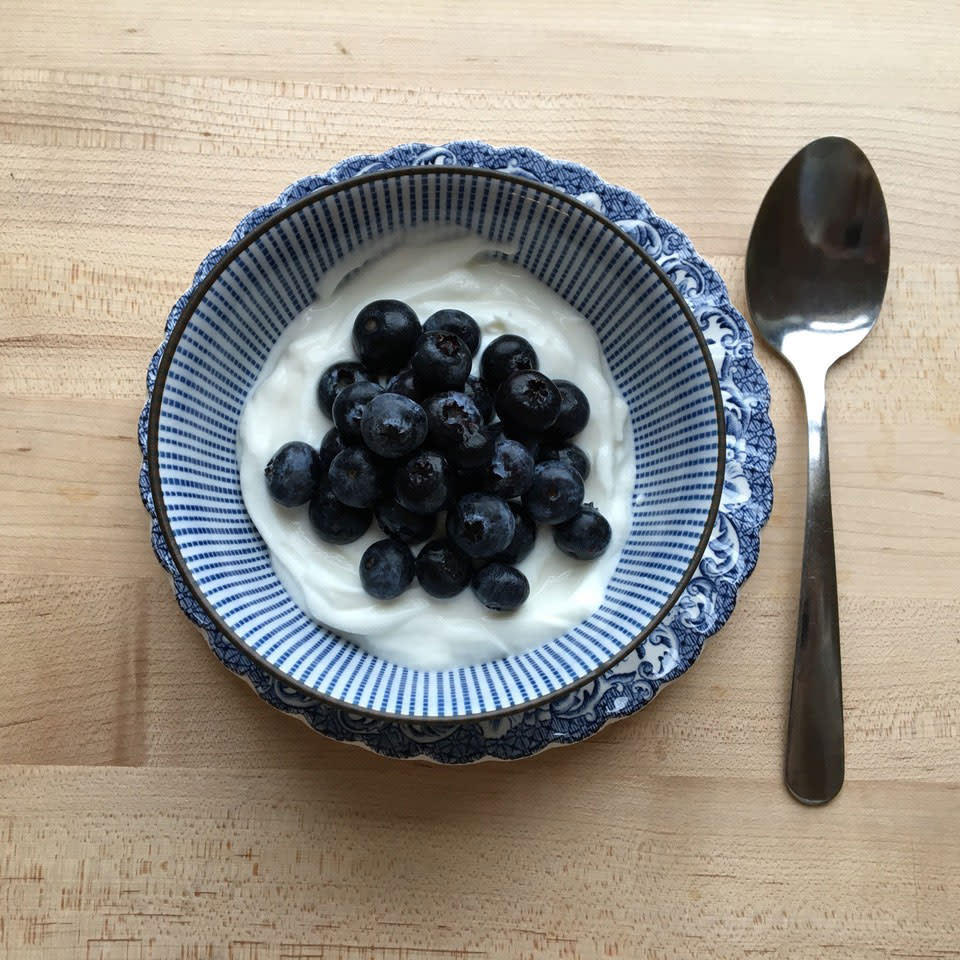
[1,0,959,957]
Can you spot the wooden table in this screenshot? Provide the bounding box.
[2,2,958,957]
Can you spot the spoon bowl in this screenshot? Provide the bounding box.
[747,137,889,372]
[746,137,890,805]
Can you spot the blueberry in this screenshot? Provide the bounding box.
[385,366,421,401]
[553,503,612,560]
[522,460,584,524]
[447,492,515,559]
[316,428,347,474]
[359,539,415,600]
[537,442,590,481]
[424,391,482,449]
[264,441,322,507]
[448,423,495,469]
[472,562,529,611]
[328,446,383,508]
[331,380,383,443]
[484,436,535,499]
[316,361,374,418]
[352,300,421,375]
[415,539,473,598]
[308,479,372,544]
[546,379,591,440]
[394,449,450,515]
[374,499,437,544]
[495,370,561,434]
[411,331,472,393]
[494,503,538,564]
[360,392,428,459]
[463,375,494,423]
[423,308,481,355]
[480,334,538,390]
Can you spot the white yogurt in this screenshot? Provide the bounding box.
[237,231,634,670]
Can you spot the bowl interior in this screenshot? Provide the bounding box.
[150,167,723,720]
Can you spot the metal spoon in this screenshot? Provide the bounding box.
[745,137,890,805]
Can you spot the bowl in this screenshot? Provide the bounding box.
[146,163,725,722]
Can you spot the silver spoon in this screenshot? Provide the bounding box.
[745,137,890,805]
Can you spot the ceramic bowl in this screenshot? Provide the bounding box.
[144,161,727,722]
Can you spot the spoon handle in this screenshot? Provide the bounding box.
[785,371,844,804]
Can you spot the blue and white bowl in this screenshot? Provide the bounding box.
[143,160,728,722]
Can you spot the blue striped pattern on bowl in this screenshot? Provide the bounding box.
[149,167,723,720]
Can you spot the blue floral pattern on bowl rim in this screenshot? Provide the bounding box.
[137,141,776,763]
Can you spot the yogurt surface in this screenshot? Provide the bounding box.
[237,232,634,670]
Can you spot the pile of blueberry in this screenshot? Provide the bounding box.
[263,299,611,611]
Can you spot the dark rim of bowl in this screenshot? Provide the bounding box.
[148,164,726,724]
